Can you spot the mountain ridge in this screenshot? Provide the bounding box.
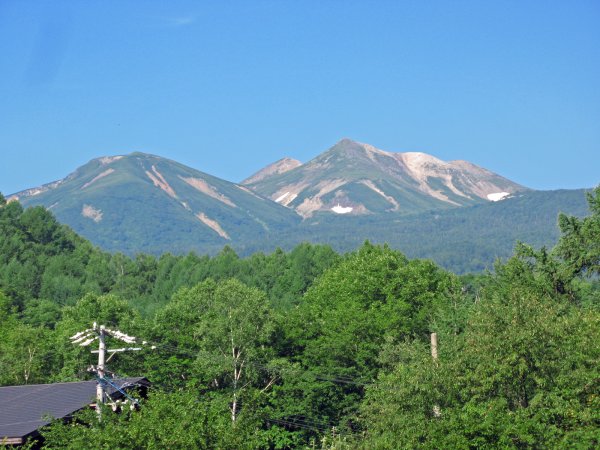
[242,157,303,185]
[7,139,580,273]
[243,139,527,217]
[9,152,300,255]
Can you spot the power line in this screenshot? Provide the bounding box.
[63,321,445,443]
[144,340,374,388]
[71,332,432,398]
[108,336,417,397]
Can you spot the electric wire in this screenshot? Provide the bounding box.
[72,329,428,438]
[142,340,374,388]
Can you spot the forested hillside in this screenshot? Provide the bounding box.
[0,189,598,449]
[253,188,591,273]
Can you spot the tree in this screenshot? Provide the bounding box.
[272,243,458,437]
[19,206,60,246]
[152,279,276,423]
[0,293,57,385]
[294,243,456,373]
[359,262,600,448]
[41,389,267,449]
[52,293,143,381]
[555,185,600,277]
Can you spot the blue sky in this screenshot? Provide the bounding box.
[1,0,598,195]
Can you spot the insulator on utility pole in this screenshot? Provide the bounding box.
[104,328,137,344]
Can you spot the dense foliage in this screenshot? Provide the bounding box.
[0,188,598,448]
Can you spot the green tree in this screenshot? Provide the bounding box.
[360,264,600,448]
[272,243,458,437]
[0,293,57,385]
[151,279,276,424]
[19,206,60,246]
[555,185,600,277]
[52,293,143,381]
[41,389,267,449]
[22,299,62,328]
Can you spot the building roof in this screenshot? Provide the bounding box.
[0,377,149,445]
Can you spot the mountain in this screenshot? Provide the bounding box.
[9,153,300,255]
[242,157,302,185]
[7,141,591,273]
[243,139,528,217]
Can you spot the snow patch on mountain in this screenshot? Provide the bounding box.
[292,179,350,216]
[331,204,353,214]
[275,192,290,203]
[271,184,308,206]
[272,190,299,206]
[487,192,511,201]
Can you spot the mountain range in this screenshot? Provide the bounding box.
[8,139,591,272]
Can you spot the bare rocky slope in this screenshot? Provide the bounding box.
[243,139,527,217]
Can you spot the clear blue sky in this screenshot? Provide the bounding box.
[1,0,599,195]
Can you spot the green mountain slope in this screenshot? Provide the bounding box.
[243,189,592,273]
[11,153,300,255]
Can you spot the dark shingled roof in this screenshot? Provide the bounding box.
[0,377,149,444]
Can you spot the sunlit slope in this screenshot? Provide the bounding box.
[244,139,528,217]
[12,153,300,254]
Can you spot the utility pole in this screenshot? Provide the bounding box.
[70,323,154,419]
[96,325,106,408]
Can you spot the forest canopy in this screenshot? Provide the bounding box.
[0,187,599,449]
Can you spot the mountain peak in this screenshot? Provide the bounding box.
[13,153,300,254]
[330,138,367,151]
[336,137,359,145]
[400,151,447,167]
[245,140,528,217]
[242,157,302,185]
